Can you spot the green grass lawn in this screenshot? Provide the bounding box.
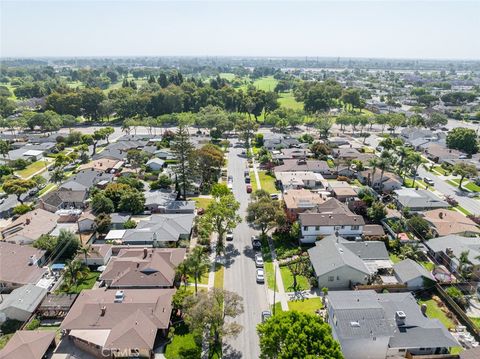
[218,72,236,81]
[258,171,278,193]
[278,92,303,110]
[326,159,335,168]
[404,177,427,189]
[465,181,480,192]
[288,297,323,315]
[164,322,201,359]
[280,266,310,292]
[432,165,450,176]
[250,170,259,192]
[214,263,224,289]
[15,160,49,178]
[187,272,209,286]
[253,76,278,91]
[447,179,460,188]
[191,197,213,209]
[455,206,472,216]
[417,298,455,329]
[389,253,401,264]
[420,261,435,271]
[57,271,100,294]
[38,183,57,197]
[272,301,283,314]
[468,316,480,329]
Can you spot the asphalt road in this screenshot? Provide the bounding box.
[417,166,480,214]
[223,141,269,359]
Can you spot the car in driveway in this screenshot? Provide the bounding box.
[246,184,252,193]
[261,310,272,322]
[251,235,262,250]
[423,177,435,186]
[226,231,234,241]
[255,253,264,267]
[256,268,265,283]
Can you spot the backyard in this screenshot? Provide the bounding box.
[57,271,100,294]
[164,322,201,359]
[417,296,456,330]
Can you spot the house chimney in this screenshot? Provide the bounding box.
[25,218,31,225]
[395,311,407,326]
[100,306,107,316]
[143,248,148,259]
[439,211,444,219]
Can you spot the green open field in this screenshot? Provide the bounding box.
[278,92,303,110]
[218,72,236,81]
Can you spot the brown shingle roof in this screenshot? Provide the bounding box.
[0,330,55,359]
[61,288,175,351]
[423,209,480,236]
[1,209,59,241]
[0,242,47,285]
[100,248,186,288]
[283,189,325,210]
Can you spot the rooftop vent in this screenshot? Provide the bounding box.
[100,306,107,316]
[395,311,407,326]
[350,321,360,327]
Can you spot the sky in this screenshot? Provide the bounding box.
[1,0,479,60]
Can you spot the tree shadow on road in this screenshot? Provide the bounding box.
[224,243,241,268]
[222,343,243,359]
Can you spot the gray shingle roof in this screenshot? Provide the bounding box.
[0,284,47,313]
[342,241,389,260]
[393,258,435,283]
[426,235,480,266]
[308,235,370,277]
[394,188,449,209]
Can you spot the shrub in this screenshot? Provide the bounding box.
[25,318,41,330]
[445,195,458,207]
[13,203,34,215]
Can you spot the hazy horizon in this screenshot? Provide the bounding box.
[1,1,480,60]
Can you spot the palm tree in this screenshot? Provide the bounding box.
[184,246,210,294]
[396,146,410,173]
[64,259,89,288]
[458,250,472,280]
[368,158,379,187]
[406,152,423,187]
[79,244,99,264]
[377,153,392,193]
[175,261,189,288]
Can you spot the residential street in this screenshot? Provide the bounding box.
[223,141,269,359]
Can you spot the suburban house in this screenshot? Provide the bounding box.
[39,187,88,213]
[299,198,364,243]
[426,235,480,279]
[105,213,194,246]
[145,190,195,214]
[326,290,458,359]
[0,242,47,290]
[77,244,113,267]
[263,136,300,150]
[422,209,480,237]
[271,148,311,162]
[393,188,449,211]
[357,169,403,192]
[100,248,186,288]
[0,330,56,359]
[275,171,325,191]
[327,181,358,202]
[60,169,114,193]
[77,158,124,173]
[77,211,96,233]
[393,259,436,289]
[283,189,326,218]
[60,288,176,358]
[333,147,375,163]
[4,142,55,163]
[1,209,59,244]
[423,143,464,163]
[0,284,47,322]
[308,235,390,289]
[146,157,166,171]
[273,159,333,177]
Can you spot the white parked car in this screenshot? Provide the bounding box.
[255,253,264,267]
[256,268,265,283]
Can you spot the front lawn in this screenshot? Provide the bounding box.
[257,171,277,193]
[15,160,49,178]
[280,266,310,292]
[38,183,57,197]
[57,271,100,294]
[432,165,450,176]
[214,263,224,289]
[464,181,480,192]
[249,170,259,192]
[164,322,201,359]
[187,272,209,286]
[455,206,472,216]
[272,301,283,314]
[288,297,323,315]
[191,197,213,209]
[417,298,455,329]
[404,177,427,189]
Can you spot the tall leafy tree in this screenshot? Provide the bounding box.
[453,162,478,189]
[257,311,343,359]
[246,190,286,236]
[3,178,36,204]
[171,122,196,199]
[447,127,478,155]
